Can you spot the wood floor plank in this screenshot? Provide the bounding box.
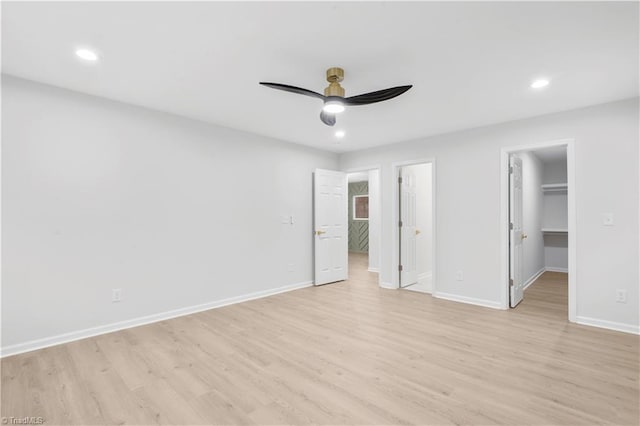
[2,253,638,425]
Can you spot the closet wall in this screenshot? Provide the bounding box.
[542,160,569,271]
[520,152,545,283]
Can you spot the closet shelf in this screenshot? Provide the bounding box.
[541,228,568,234]
[541,183,568,192]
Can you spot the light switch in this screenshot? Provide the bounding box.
[603,213,614,226]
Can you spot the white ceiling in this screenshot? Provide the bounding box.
[2,2,638,153]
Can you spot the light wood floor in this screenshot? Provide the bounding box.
[2,255,638,425]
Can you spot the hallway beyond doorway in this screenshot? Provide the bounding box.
[348,252,378,284]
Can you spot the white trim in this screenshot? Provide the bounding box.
[367,267,380,273]
[499,138,576,322]
[391,158,437,291]
[432,292,505,310]
[1,280,312,358]
[545,266,569,273]
[575,316,640,335]
[380,281,396,290]
[523,267,546,290]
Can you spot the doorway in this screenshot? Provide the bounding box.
[313,167,381,286]
[345,169,381,283]
[394,161,435,293]
[501,139,576,321]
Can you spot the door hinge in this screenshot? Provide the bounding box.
[509,278,514,287]
[509,166,514,174]
[398,176,403,184]
[399,220,403,227]
[509,222,514,230]
[398,264,403,272]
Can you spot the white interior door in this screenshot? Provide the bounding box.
[400,168,418,287]
[314,169,348,285]
[509,155,525,307]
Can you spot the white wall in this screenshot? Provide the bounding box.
[1,76,338,353]
[368,169,380,272]
[519,152,545,284]
[339,98,639,333]
[544,234,569,272]
[542,159,569,271]
[542,159,568,184]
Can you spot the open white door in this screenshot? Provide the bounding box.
[509,155,525,307]
[399,168,418,288]
[314,169,348,285]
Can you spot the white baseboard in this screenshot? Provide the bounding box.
[523,267,546,290]
[380,281,396,289]
[367,267,379,273]
[1,280,313,358]
[575,316,640,335]
[433,292,505,310]
[545,266,568,273]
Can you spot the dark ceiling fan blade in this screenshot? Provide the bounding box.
[343,85,413,106]
[259,82,326,100]
[320,110,336,126]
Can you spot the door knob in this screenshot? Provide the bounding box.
[415,229,421,235]
[521,233,528,240]
[316,230,326,235]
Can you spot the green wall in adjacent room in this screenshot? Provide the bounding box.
[348,181,369,253]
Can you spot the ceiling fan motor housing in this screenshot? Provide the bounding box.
[324,67,345,97]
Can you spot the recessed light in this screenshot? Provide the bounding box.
[335,130,345,138]
[75,48,99,61]
[531,79,549,89]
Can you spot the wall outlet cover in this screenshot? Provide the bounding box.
[615,289,627,303]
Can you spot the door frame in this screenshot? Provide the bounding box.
[343,165,382,287]
[392,159,437,290]
[499,138,576,321]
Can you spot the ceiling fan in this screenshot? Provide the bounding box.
[259,67,412,126]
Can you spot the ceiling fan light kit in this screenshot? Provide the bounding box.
[260,67,412,127]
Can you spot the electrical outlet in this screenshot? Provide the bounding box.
[112,288,122,303]
[615,289,627,303]
[455,271,464,281]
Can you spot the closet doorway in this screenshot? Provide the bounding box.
[500,140,576,321]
